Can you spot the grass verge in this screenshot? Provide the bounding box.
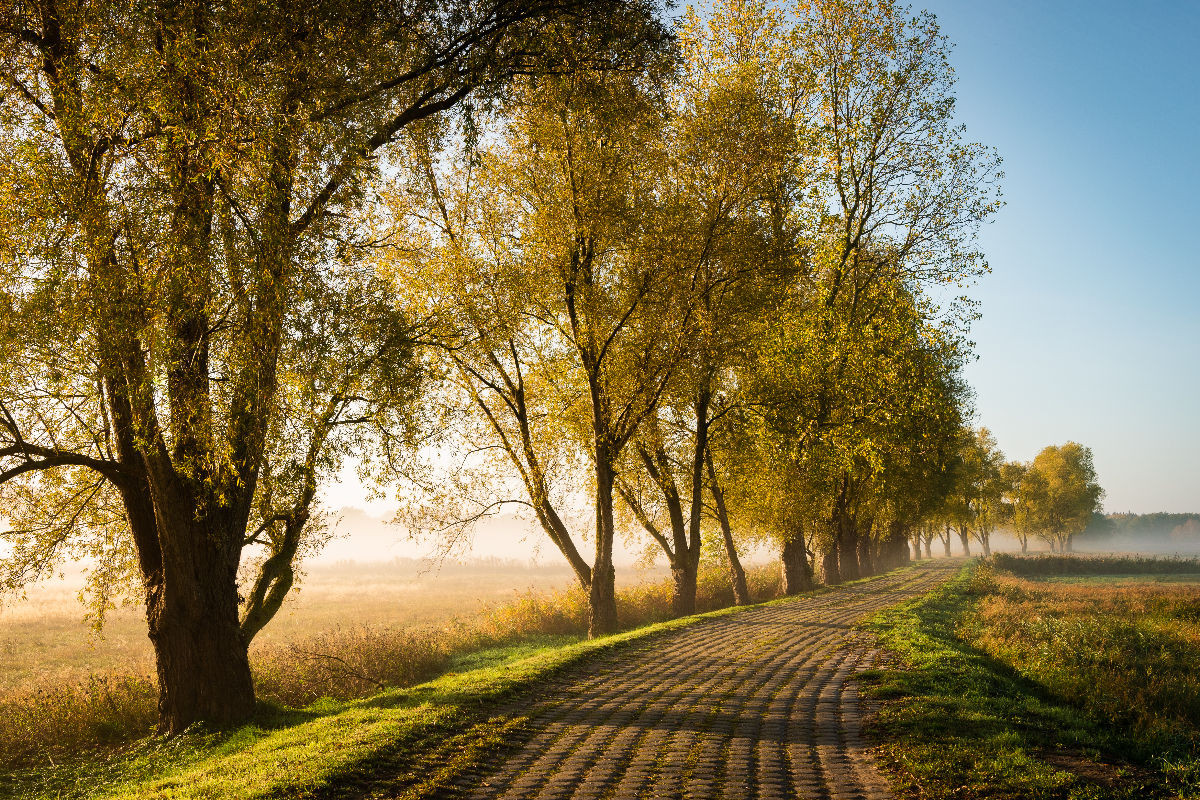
[862,561,1191,799]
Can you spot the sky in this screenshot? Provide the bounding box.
[325,0,1200,560]
[917,0,1200,513]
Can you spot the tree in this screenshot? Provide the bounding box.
[613,0,798,617]
[385,32,681,636]
[1021,442,1104,552]
[998,460,1030,552]
[0,0,643,732]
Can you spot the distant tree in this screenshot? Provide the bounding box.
[1021,443,1104,552]
[998,461,1031,552]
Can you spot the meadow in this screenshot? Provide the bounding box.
[0,557,781,783]
[866,554,1200,799]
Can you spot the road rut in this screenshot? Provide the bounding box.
[461,559,960,800]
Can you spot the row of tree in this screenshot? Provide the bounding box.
[913,432,1104,558]
[0,0,1018,733]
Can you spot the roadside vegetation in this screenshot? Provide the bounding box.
[0,563,782,793]
[866,556,1200,799]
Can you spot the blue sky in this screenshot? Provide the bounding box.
[919,0,1200,513]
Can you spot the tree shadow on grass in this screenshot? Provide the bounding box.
[860,585,1172,800]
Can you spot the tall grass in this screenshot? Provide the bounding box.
[1,563,781,770]
[991,552,1200,576]
[966,564,1200,793]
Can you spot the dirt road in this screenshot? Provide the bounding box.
[462,559,960,800]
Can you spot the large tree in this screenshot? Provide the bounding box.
[0,0,642,732]
[383,34,680,635]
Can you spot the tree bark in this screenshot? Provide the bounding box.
[781,532,813,594]
[837,520,860,581]
[958,526,971,556]
[820,538,841,586]
[856,527,874,576]
[147,505,254,734]
[589,451,619,637]
[707,451,749,605]
[671,564,699,617]
[942,523,953,557]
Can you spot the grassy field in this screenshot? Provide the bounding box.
[864,555,1200,799]
[0,559,583,690]
[0,562,800,800]
[0,557,782,789]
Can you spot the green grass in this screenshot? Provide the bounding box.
[861,563,1181,799]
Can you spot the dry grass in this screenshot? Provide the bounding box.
[964,560,1200,792]
[0,561,781,770]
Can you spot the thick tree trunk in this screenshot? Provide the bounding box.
[670,561,699,617]
[781,533,813,594]
[708,452,749,605]
[923,531,933,559]
[588,562,617,637]
[958,527,971,556]
[880,520,910,570]
[837,519,860,581]
[943,524,952,557]
[147,513,254,735]
[981,532,992,557]
[856,532,874,577]
[1020,536,1029,553]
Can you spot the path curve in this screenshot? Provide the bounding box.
[461,559,960,800]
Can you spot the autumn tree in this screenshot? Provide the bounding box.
[384,26,685,635]
[1021,442,1104,552]
[0,0,645,732]
[612,0,799,617]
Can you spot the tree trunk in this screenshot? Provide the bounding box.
[980,532,992,557]
[1063,534,1074,552]
[856,532,874,577]
[147,512,254,734]
[589,453,619,637]
[820,539,841,586]
[943,524,952,557]
[1020,536,1029,553]
[837,519,860,581]
[670,560,699,617]
[707,452,749,605]
[923,531,933,559]
[588,562,617,637]
[781,533,813,594]
[958,527,971,556]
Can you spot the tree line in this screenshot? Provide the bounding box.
[0,0,1030,733]
[914,433,1103,558]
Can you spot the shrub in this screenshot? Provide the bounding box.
[0,674,157,768]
